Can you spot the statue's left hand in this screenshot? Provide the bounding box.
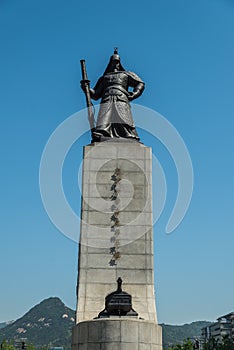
[128,92,135,101]
[128,91,138,101]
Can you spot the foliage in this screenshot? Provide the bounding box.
[0,325,7,331]
[203,336,234,350]
[161,321,212,349]
[165,336,234,350]
[166,338,194,350]
[0,298,75,350]
[0,340,39,350]
[1,340,16,350]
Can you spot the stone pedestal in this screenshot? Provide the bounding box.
[73,140,162,349]
[72,318,162,350]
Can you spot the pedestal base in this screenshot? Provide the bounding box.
[72,318,162,350]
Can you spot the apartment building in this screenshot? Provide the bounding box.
[201,312,234,344]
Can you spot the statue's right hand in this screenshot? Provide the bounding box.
[80,80,88,92]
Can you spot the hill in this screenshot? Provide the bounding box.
[0,321,14,330]
[162,321,213,348]
[0,297,75,350]
[0,323,8,330]
[0,297,212,349]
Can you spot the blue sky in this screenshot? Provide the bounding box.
[0,0,234,325]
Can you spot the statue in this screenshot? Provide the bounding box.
[80,49,145,142]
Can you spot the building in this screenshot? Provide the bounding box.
[202,312,234,344]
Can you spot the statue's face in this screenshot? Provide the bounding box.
[110,59,120,72]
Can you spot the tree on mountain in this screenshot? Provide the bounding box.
[1,340,15,350]
[197,336,234,350]
[221,335,234,350]
[167,338,194,350]
[0,341,36,350]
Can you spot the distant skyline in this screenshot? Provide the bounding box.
[1,0,234,325]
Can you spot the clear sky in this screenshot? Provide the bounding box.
[1,0,234,325]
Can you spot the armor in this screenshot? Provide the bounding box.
[86,50,145,142]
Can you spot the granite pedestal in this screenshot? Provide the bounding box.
[72,318,162,350]
[72,140,162,349]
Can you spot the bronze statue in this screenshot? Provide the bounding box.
[80,49,145,142]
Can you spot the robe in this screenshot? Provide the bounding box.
[91,71,144,141]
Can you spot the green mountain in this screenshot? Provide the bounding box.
[0,323,8,330]
[0,321,14,330]
[0,297,212,349]
[161,321,213,348]
[0,297,75,350]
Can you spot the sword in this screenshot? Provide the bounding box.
[80,59,95,131]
